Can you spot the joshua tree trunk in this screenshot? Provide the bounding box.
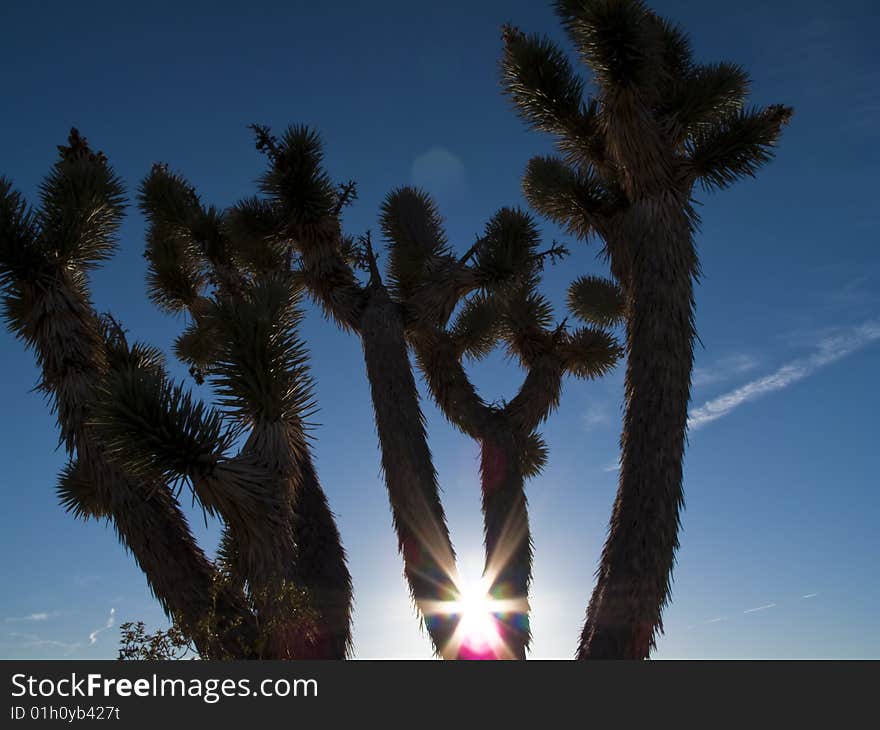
[289,454,354,659]
[359,284,460,656]
[579,200,696,659]
[480,425,531,659]
[286,216,460,657]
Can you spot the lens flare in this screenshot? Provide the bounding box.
[455,575,502,658]
[421,558,528,659]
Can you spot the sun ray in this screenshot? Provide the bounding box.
[422,556,529,660]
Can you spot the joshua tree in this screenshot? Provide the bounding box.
[2,123,625,661]
[0,130,351,659]
[196,125,466,657]
[501,0,791,658]
[137,125,626,659]
[379,189,623,658]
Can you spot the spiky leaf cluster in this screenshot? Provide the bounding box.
[208,276,315,425]
[254,125,337,238]
[56,460,106,520]
[380,187,451,300]
[379,184,623,449]
[139,166,210,311]
[225,197,287,274]
[449,292,503,361]
[567,275,626,327]
[522,156,616,241]
[90,365,237,489]
[37,129,126,272]
[502,1,792,226]
[473,208,542,289]
[0,179,43,289]
[554,0,665,92]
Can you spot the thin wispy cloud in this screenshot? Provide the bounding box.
[4,631,82,655]
[5,612,49,623]
[743,603,776,614]
[5,610,65,623]
[689,319,880,430]
[582,403,610,431]
[88,607,115,645]
[692,353,759,387]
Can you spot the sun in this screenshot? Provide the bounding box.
[423,565,515,659]
[421,555,529,659]
[454,574,503,658]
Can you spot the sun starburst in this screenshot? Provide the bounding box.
[422,565,528,660]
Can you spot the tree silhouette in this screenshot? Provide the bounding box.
[379,189,623,658]
[501,0,791,658]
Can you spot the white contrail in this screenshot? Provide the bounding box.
[689,591,818,632]
[88,607,115,645]
[689,319,880,430]
[743,603,776,614]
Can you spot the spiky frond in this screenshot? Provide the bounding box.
[226,197,287,274]
[209,276,314,424]
[57,460,106,520]
[567,275,625,326]
[0,178,44,288]
[500,28,585,136]
[687,104,793,191]
[90,367,237,487]
[500,290,555,366]
[140,167,235,280]
[100,320,168,379]
[173,317,221,375]
[380,187,450,299]
[449,292,503,360]
[664,62,750,135]
[138,163,201,230]
[215,525,247,592]
[143,227,206,313]
[502,290,554,336]
[560,326,623,379]
[473,208,541,289]
[189,205,234,272]
[554,0,660,91]
[139,166,209,311]
[519,431,549,478]
[647,12,693,82]
[500,27,610,168]
[37,129,125,271]
[522,156,616,241]
[254,125,337,236]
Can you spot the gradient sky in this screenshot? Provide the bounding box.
[1,0,877,659]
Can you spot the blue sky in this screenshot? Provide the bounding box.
[1,0,878,659]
